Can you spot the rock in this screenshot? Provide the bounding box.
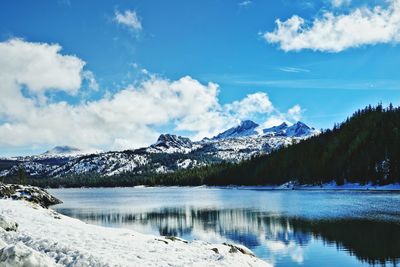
[164,236,188,243]
[0,215,18,232]
[223,243,255,257]
[211,248,219,254]
[0,183,62,208]
[0,243,56,267]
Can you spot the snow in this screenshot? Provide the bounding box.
[299,181,400,191]
[0,215,18,232]
[213,120,259,140]
[0,120,318,179]
[0,199,269,266]
[216,181,400,191]
[0,243,56,267]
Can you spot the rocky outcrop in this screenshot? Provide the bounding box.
[0,183,61,208]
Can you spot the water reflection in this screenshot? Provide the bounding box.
[56,207,400,265]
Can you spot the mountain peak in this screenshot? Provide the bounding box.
[213,120,259,140]
[43,145,81,156]
[285,121,315,137]
[263,122,289,135]
[151,134,193,152]
[262,121,318,137]
[239,120,259,128]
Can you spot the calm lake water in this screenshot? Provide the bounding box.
[49,187,400,267]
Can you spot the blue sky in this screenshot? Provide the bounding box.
[1,0,400,156]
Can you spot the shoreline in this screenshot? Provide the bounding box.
[45,182,400,191]
[0,199,269,266]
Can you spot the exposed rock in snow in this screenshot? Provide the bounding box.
[0,183,61,208]
[0,199,269,267]
[147,134,195,154]
[0,215,18,232]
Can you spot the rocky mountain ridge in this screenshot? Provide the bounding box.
[0,120,318,178]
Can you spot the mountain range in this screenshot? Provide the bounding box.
[0,120,318,179]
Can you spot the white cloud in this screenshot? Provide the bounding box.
[331,0,350,8]
[264,0,400,52]
[225,92,273,119]
[287,104,303,121]
[82,70,99,91]
[259,105,304,129]
[279,67,310,73]
[0,39,303,152]
[239,1,252,7]
[0,38,84,94]
[115,10,142,31]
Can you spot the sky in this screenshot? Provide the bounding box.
[1,0,400,156]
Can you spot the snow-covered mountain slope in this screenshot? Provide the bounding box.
[285,121,319,137]
[213,120,259,140]
[263,121,319,137]
[43,145,81,156]
[0,121,318,178]
[146,134,199,154]
[263,122,288,136]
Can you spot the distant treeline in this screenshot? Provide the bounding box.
[4,103,400,188]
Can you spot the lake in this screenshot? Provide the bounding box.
[49,187,400,267]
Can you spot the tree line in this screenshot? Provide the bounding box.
[5,104,400,187]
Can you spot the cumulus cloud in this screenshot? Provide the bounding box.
[0,39,302,152]
[264,0,400,52]
[0,38,84,94]
[259,104,304,129]
[115,10,142,31]
[287,104,303,121]
[225,92,273,119]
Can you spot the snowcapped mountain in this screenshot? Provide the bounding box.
[212,120,259,140]
[0,121,319,179]
[285,121,319,137]
[263,122,288,136]
[263,121,318,137]
[147,134,197,154]
[43,146,81,156]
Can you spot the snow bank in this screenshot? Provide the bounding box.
[0,199,269,267]
[297,181,400,191]
[216,181,400,191]
[0,243,56,267]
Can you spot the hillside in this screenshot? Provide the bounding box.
[195,104,400,186]
[0,121,317,187]
[150,104,400,187]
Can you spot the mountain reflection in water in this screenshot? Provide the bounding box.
[56,207,400,266]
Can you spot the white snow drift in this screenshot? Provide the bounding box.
[0,199,269,267]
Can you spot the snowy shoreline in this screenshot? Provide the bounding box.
[213,181,400,191]
[0,199,269,266]
[44,182,400,191]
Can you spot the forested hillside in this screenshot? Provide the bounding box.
[153,104,400,186]
[4,104,400,188]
